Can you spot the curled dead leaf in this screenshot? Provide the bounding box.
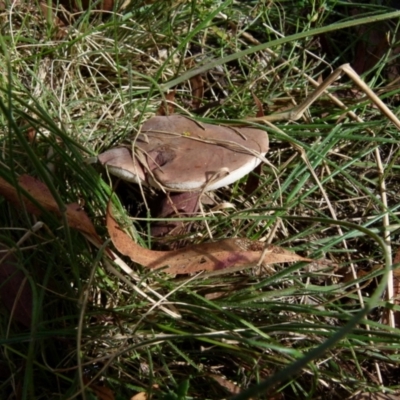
[0,175,100,241]
[208,374,241,395]
[83,376,115,400]
[58,0,114,13]
[156,91,176,116]
[190,75,204,109]
[106,202,311,275]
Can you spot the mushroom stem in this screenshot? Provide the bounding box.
[151,191,201,238]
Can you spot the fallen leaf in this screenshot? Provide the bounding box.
[130,385,160,400]
[252,92,264,118]
[58,0,114,13]
[89,384,114,400]
[156,91,176,116]
[83,377,115,400]
[106,202,311,275]
[390,247,400,327]
[342,265,382,285]
[0,175,100,240]
[39,2,69,40]
[351,16,389,75]
[190,74,204,109]
[0,244,32,327]
[208,374,241,395]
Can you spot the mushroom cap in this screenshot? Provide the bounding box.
[98,114,268,191]
[98,147,145,184]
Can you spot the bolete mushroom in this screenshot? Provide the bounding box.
[98,114,268,237]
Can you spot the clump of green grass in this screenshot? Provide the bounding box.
[1,0,400,399]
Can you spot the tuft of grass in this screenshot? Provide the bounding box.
[1,0,400,399]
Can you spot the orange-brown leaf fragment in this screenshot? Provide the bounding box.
[391,247,400,327]
[252,92,264,118]
[106,202,311,275]
[0,175,100,240]
[190,74,204,109]
[157,91,176,116]
[90,384,115,400]
[208,374,241,395]
[83,377,115,400]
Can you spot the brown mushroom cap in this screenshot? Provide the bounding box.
[98,147,146,184]
[98,114,269,191]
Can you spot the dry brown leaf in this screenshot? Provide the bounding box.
[209,373,283,399]
[39,2,69,40]
[26,126,37,144]
[58,0,114,12]
[89,384,115,400]
[208,374,241,395]
[106,202,311,275]
[342,265,382,285]
[390,247,400,327]
[82,377,115,400]
[157,91,176,116]
[351,19,389,75]
[0,175,100,240]
[0,244,32,327]
[252,92,264,118]
[190,74,204,109]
